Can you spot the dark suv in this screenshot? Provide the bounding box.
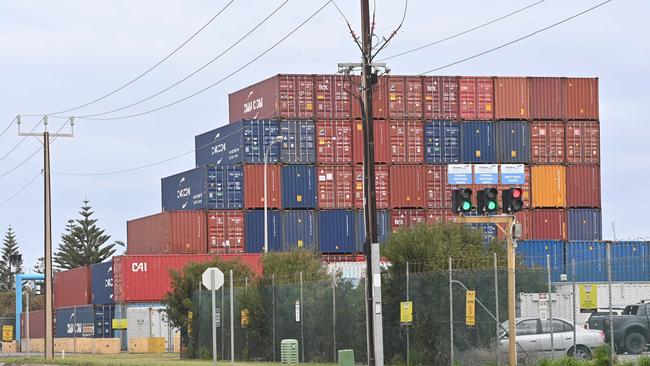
[588,303,650,354]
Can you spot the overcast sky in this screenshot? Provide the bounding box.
[0,0,646,270]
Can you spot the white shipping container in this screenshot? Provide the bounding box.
[126,305,179,351]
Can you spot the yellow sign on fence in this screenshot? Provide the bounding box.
[466,290,476,327]
[580,284,598,313]
[3,325,13,341]
[112,319,128,330]
[400,301,413,324]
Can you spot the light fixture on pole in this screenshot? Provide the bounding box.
[264,135,284,253]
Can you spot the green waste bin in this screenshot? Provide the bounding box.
[281,339,299,364]
[338,349,355,366]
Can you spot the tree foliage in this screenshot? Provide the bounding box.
[0,226,23,291]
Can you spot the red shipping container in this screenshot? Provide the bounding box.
[354,165,390,209]
[54,266,91,308]
[389,120,424,164]
[391,209,427,231]
[352,76,388,119]
[317,166,354,209]
[494,77,530,119]
[20,310,45,339]
[531,209,566,240]
[529,77,564,119]
[127,211,207,255]
[531,121,565,164]
[389,165,426,208]
[207,210,245,253]
[352,120,390,164]
[314,74,353,119]
[496,210,532,241]
[566,121,600,164]
[426,209,454,224]
[387,76,423,118]
[316,120,353,164]
[244,165,281,209]
[565,78,599,120]
[425,165,451,208]
[113,254,263,303]
[566,165,601,208]
[459,77,494,120]
[423,76,459,120]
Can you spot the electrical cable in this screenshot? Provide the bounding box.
[379,0,547,61]
[0,117,44,163]
[370,0,408,60]
[0,171,42,208]
[331,0,363,52]
[418,0,613,75]
[0,117,17,140]
[74,0,333,121]
[70,0,290,119]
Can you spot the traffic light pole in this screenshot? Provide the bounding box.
[454,215,517,366]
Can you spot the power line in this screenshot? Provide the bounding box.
[419,0,613,75]
[379,0,547,61]
[0,171,42,208]
[0,117,17,140]
[370,0,408,60]
[74,0,333,121]
[0,117,44,163]
[71,0,290,119]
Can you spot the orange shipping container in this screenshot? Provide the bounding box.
[389,165,426,208]
[354,165,389,209]
[244,165,281,209]
[494,77,530,119]
[565,78,599,120]
[531,165,566,208]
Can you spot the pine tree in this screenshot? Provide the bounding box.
[54,199,123,270]
[0,226,23,291]
[33,256,45,274]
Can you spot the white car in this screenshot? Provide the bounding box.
[500,317,606,360]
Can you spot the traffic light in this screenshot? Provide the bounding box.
[502,188,524,213]
[477,188,499,214]
[452,188,473,214]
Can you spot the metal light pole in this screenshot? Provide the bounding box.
[264,135,284,253]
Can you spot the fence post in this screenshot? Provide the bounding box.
[607,242,615,365]
[546,254,555,358]
[572,259,577,356]
[406,261,410,366]
[229,270,234,365]
[221,285,225,360]
[272,274,276,362]
[448,257,454,366]
[332,272,337,363]
[300,271,305,363]
[493,253,499,366]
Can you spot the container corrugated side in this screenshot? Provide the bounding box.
[531,121,565,164]
[278,75,315,119]
[207,210,245,253]
[424,121,461,164]
[316,120,352,164]
[531,165,566,208]
[611,241,650,281]
[212,165,244,209]
[495,120,531,163]
[352,120,390,164]
[352,76,387,119]
[516,240,564,281]
[54,266,91,308]
[317,165,353,209]
[354,165,390,209]
[161,167,209,211]
[281,165,317,209]
[314,74,353,119]
[387,76,424,119]
[91,261,114,305]
[281,210,318,251]
[390,209,426,232]
[425,165,451,208]
[228,75,280,122]
[566,165,601,208]
[426,209,454,224]
[461,121,496,163]
[389,120,424,164]
[20,310,44,339]
[319,210,355,253]
[459,77,494,120]
[531,209,566,240]
[566,241,607,282]
[127,211,207,255]
[280,120,316,164]
[245,210,281,252]
[423,76,459,120]
[497,210,532,241]
[355,210,390,252]
[389,165,426,208]
[55,305,114,338]
[494,77,530,120]
[566,121,600,164]
[529,77,564,119]
[567,209,602,241]
[565,78,599,120]
[243,164,281,209]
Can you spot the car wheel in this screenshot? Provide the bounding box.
[624,332,647,355]
[569,345,592,360]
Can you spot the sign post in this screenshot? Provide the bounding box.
[202,268,225,366]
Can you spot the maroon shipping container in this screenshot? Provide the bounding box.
[207,210,245,253]
[244,164,281,209]
[352,120,390,164]
[316,120,353,164]
[352,76,388,119]
[531,121,565,164]
[426,209,454,224]
[389,165,426,208]
[565,78,599,120]
[113,254,263,303]
[529,77,564,119]
[54,266,91,308]
[566,121,600,164]
[387,76,424,118]
[388,120,424,164]
[391,209,427,231]
[20,310,45,339]
[459,77,494,120]
[127,211,207,255]
[494,77,530,120]
[354,165,390,209]
[531,209,566,240]
[423,76,459,120]
[566,165,601,208]
[496,210,532,241]
[314,74,353,119]
[317,166,354,209]
[425,165,451,208]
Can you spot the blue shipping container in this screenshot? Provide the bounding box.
[55,305,114,338]
[245,210,281,252]
[91,261,113,305]
[566,241,607,282]
[282,165,317,209]
[161,166,243,211]
[462,121,496,163]
[424,121,461,163]
[495,121,531,163]
[517,240,565,282]
[567,209,602,241]
[467,223,498,246]
[195,120,280,166]
[211,165,244,209]
[281,210,318,251]
[611,241,650,281]
[319,210,355,253]
[280,120,316,164]
[355,210,390,252]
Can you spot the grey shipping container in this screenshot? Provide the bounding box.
[354,210,390,252]
[161,166,243,211]
[55,305,114,338]
[424,121,461,163]
[195,120,280,167]
[495,121,531,163]
[280,120,316,164]
[91,261,113,305]
[319,210,355,253]
[461,121,496,163]
[126,305,179,352]
[245,210,281,252]
[567,209,602,241]
[281,210,318,251]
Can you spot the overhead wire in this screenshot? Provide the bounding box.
[0,117,44,163]
[370,0,408,60]
[418,0,613,75]
[331,0,363,52]
[0,171,42,208]
[0,117,17,140]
